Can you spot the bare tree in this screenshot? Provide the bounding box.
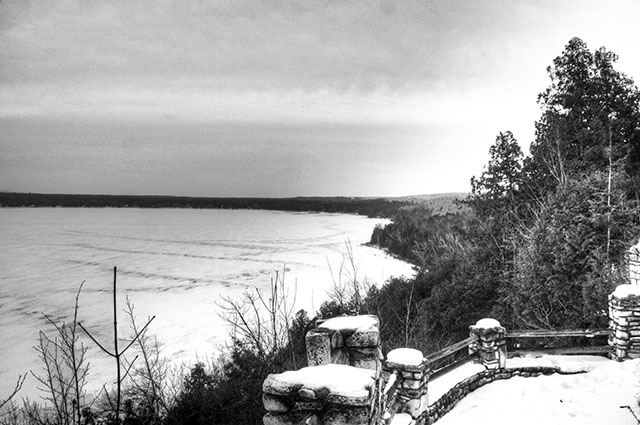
[121,297,181,423]
[217,267,298,365]
[30,283,89,425]
[79,267,154,424]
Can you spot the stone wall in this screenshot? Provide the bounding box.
[263,285,632,425]
[306,315,382,372]
[426,366,570,424]
[262,364,376,425]
[609,284,640,360]
[263,315,381,425]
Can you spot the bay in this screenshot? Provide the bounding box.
[0,208,413,400]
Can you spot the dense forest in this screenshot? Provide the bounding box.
[367,37,640,351]
[3,37,640,425]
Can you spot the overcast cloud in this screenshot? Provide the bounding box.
[1,0,639,197]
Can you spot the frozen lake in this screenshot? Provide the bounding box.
[0,207,413,400]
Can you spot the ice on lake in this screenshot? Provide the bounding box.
[0,208,413,400]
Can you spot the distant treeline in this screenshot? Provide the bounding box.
[0,192,463,218]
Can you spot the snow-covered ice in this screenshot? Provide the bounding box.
[0,208,414,400]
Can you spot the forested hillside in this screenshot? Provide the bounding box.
[366,37,640,351]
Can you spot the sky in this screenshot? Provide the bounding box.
[1,0,640,197]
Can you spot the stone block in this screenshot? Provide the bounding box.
[353,358,379,371]
[330,330,344,349]
[616,329,630,340]
[264,412,320,425]
[321,406,369,425]
[344,328,380,347]
[401,379,423,390]
[263,373,303,396]
[330,349,350,366]
[325,390,372,406]
[292,401,324,412]
[306,330,331,366]
[298,387,317,400]
[263,393,292,413]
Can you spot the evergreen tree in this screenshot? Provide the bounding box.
[525,37,640,198]
[502,37,640,329]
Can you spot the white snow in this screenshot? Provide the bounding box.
[275,364,374,396]
[613,284,640,298]
[435,356,640,425]
[506,354,599,374]
[390,413,413,425]
[319,315,378,332]
[429,361,485,402]
[473,318,502,329]
[386,348,424,367]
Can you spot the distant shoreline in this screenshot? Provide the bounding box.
[0,192,405,218]
[0,192,466,218]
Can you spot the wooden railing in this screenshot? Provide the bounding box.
[507,328,611,356]
[506,328,610,338]
[426,336,475,377]
[421,328,611,378]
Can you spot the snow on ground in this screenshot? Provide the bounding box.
[435,356,640,425]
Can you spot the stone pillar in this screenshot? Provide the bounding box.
[469,318,507,369]
[609,284,640,360]
[306,315,381,372]
[262,363,376,425]
[383,348,430,425]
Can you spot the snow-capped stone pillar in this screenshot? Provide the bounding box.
[609,284,640,360]
[383,348,430,425]
[262,364,376,425]
[306,315,381,372]
[468,318,507,369]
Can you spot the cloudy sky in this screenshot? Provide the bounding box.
[1,0,639,197]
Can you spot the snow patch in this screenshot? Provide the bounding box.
[319,315,378,332]
[613,284,640,298]
[474,318,502,329]
[387,348,423,366]
[390,413,414,425]
[274,364,374,395]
